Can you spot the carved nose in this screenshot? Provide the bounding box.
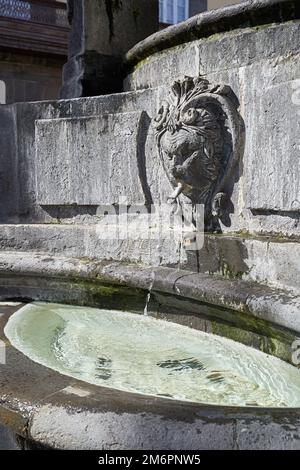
[172,165,184,178]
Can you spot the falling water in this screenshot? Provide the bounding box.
[144,269,155,316]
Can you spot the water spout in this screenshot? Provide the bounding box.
[144,270,155,316]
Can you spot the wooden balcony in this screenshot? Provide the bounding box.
[0,0,69,57]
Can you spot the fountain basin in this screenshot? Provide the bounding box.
[5,302,300,409]
[0,255,300,449]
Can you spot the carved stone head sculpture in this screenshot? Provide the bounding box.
[154,76,243,231]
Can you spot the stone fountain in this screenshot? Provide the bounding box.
[0,0,299,450]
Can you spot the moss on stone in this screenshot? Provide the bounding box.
[210,317,295,364]
[103,0,123,41]
[132,56,150,73]
[65,277,147,313]
[219,260,244,280]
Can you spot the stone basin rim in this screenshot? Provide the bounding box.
[0,251,299,334]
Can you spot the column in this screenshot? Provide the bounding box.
[60,0,159,98]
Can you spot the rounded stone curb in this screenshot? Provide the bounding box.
[0,251,299,334]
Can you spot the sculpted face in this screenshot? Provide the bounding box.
[154,76,242,229]
[155,83,222,203]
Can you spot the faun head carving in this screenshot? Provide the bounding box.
[154,76,243,231]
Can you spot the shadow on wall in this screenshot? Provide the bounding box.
[136,111,154,209]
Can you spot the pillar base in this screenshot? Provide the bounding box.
[60,52,123,99]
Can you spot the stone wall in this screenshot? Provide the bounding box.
[124,18,300,239]
[0,1,299,294]
[208,0,243,10]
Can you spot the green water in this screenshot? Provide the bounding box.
[4,302,300,407]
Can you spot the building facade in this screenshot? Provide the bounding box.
[159,0,243,24]
[159,0,207,24]
[0,0,68,104]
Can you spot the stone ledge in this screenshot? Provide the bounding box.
[0,251,299,334]
[0,224,298,294]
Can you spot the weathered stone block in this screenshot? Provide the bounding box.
[241,59,300,211]
[36,112,146,206]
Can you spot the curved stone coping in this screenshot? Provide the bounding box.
[0,251,299,334]
[125,0,299,68]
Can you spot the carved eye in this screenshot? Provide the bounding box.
[154,102,170,131]
[181,108,199,125]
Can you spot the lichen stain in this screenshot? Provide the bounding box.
[132,7,140,26]
[103,0,123,42]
